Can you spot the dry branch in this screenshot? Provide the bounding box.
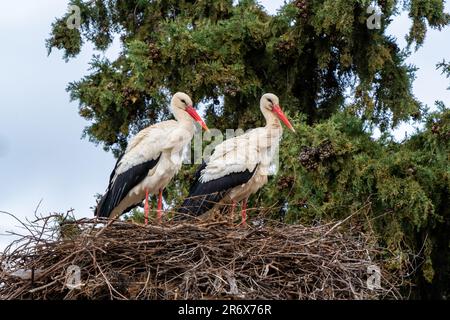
[0,214,407,300]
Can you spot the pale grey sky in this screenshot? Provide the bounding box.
[0,0,449,249]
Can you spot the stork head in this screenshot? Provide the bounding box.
[260,93,295,133]
[171,92,209,131]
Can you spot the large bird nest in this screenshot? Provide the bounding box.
[0,211,407,300]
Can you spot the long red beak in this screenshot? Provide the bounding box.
[186,106,209,131]
[272,105,295,132]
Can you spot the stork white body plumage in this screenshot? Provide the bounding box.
[96,92,208,221]
[104,120,193,219]
[179,93,295,224]
[200,126,281,201]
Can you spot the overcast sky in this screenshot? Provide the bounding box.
[0,0,449,250]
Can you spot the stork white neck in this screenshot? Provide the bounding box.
[172,105,195,128]
[168,107,199,139]
[261,105,283,133]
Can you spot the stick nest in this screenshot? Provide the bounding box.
[0,214,405,300]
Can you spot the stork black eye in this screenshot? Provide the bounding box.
[268,98,273,104]
[181,99,187,105]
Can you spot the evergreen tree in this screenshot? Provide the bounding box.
[48,0,449,153]
[48,0,449,298]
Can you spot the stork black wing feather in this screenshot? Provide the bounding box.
[189,161,207,194]
[108,152,124,189]
[96,154,161,218]
[178,164,256,218]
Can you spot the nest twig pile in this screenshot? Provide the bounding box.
[0,213,405,300]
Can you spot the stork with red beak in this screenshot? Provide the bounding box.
[179,93,295,224]
[96,92,208,223]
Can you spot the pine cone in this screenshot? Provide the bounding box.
[299,140,335,171]
[148,43,161,61]
[431,124,440,134]
[122,87,139,105]
[299,146,319,171]
[318,140,335,161]
[277,176,295,190]
[224,85,238,97]
[294,0,309,20]
[275,38,296,64]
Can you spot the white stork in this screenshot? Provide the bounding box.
[179,93,295,225]
[96,92,208,223]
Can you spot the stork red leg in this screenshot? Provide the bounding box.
[241,198,248,226]
[144,189,149,226]
[157,189,163,223]
[229,201,237,223]
[231,201,236,214]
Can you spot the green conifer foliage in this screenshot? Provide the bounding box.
[48,0,448,153]
[48,0,449,298]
